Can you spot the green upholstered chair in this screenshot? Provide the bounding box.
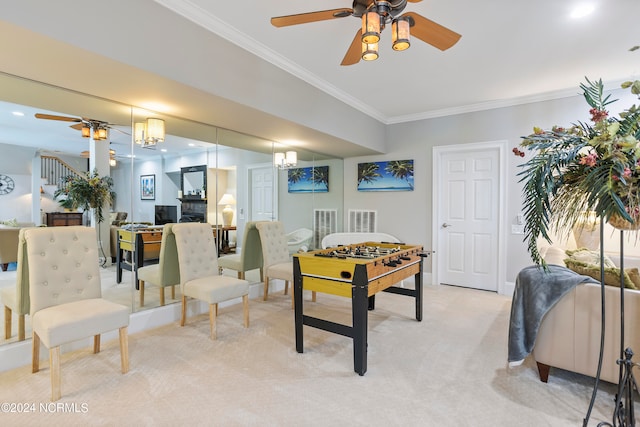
[173,223,250,340]
[137,223,180,307]
[218,221,264,281]
[26,226,129,401]
[1,228,30,341]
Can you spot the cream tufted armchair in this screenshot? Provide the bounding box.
[137,223,180,307]
[173,223,249,340]
[256,221,315,306]
[24,226,130,401]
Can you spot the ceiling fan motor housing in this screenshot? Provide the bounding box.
[353,0,408,18]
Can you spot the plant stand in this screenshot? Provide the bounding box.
[584,222,639,426]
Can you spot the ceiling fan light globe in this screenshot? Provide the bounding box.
[362,11,380,44]
[81,126,91,138]
[392,17,410,51]
[97,128,108,140]
[361,42,379,61]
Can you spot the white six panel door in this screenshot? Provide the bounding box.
[438,148,499,291]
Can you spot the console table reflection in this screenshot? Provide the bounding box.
[116,225,232,285]
[116,228,163,286]
[45,212,83,227]
[218,226,236,255]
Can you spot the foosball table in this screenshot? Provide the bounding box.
[293,241,431,376]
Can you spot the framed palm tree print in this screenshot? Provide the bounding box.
[357,160,414,191]
[287,166,329,193]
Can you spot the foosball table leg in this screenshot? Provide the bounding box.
[352,282,368,376]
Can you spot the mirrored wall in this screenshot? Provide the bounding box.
[0,72,344,347]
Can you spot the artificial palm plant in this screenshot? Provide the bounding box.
[54,169,115,224]
[516,77,640,265]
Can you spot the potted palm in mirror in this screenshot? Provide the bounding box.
[54,169,115,225]
[516,77,640,265]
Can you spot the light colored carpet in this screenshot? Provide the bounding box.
[0,282,626,426]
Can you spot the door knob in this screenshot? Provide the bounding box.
[442,223,452,228]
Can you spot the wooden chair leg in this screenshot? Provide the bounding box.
[209,304,217,340]
[259,268,264,283]
[93,334,101,354]
[50,346,61,401]
[18,314,25,341]
[243,295,249,328]
[180,296,187,326]
[536,361,550,383]
[312,291,317,303]
[119,327,129,374]
[239,272,245,280]
[171,285,175,299]
[139,280,145,307]
[263,278,270,301]
[32,331,40,373]
[160,287,165,306]
[284,280,289,295]
[4,305,11,340]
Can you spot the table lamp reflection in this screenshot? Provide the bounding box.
[218,193,236,227]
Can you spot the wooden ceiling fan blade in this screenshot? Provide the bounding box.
[403,12,461,51]
[34,113,82,122]
[406,0,423,2]
[69,123,85,131]
[341,29,363,66]
[271,8,353,27]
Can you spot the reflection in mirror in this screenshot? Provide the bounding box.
[182,166,206,198]
[276,147,344,250]
[0,73,134,346]
[0,72,346,345]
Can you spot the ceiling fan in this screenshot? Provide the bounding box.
[34,113,124,140]
[271,0,461,66]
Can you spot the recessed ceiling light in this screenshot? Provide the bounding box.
[161,148,167,152]
[12,111,24,116]
[570,3,595,19]
[188,143,195,147]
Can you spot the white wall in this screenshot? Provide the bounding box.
[349,85,640,282]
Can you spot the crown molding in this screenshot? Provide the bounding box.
[155,1,634,127]
[154,0,387,123]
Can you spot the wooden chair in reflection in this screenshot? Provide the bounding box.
[137,223,180,307]
[25,226,130,401]
[173,223,250,340]
[217,221,264,281]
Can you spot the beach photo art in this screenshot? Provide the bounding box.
[357,160,414,192]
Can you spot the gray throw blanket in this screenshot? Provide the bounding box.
[507,265,598,365]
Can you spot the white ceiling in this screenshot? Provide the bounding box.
[0,0,638,160]
[158,0,640,123]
